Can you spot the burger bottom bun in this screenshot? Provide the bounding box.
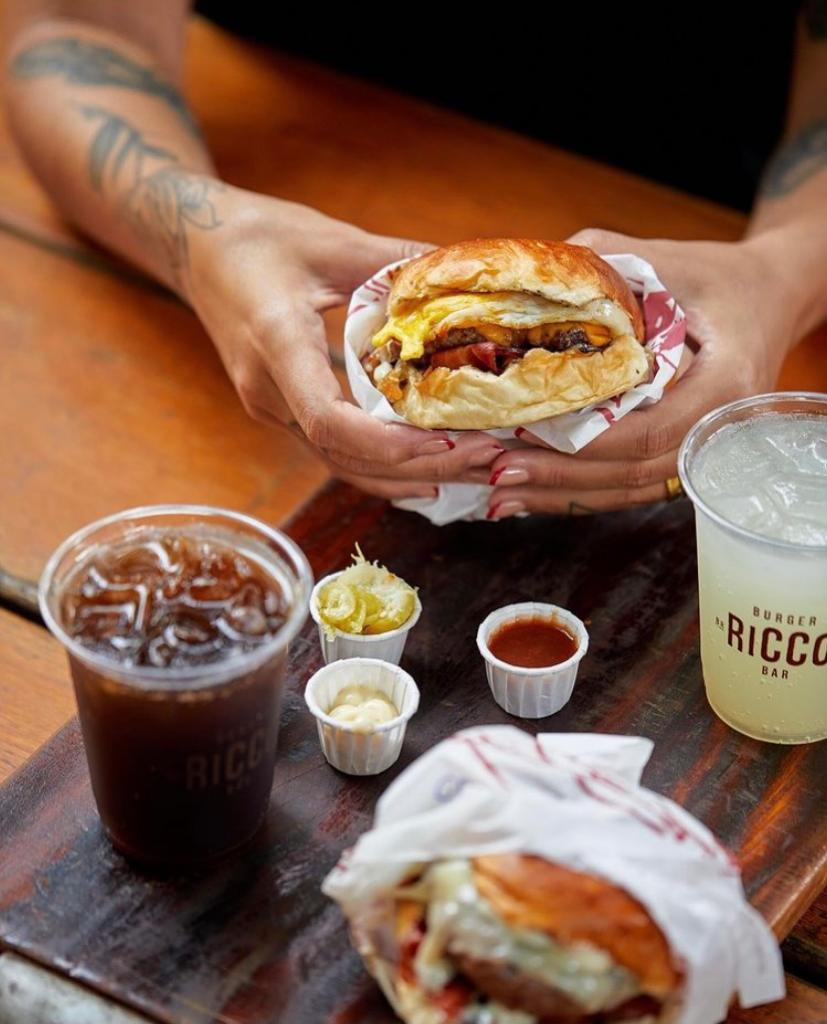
[388,334,651,430]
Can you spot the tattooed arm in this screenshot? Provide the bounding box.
[486,3,827,520]
[3,4,218,289]
[747,1,827,338]
[3,2,495,497]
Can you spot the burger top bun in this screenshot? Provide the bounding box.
[472,854,681,999]
[389,238,645,344]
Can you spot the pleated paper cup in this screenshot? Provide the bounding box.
[309,572,422,665]
[304,657,420,775]
[476,603,588,718]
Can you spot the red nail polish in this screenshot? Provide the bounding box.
[486,504,500,520]
[489,467,505,486]
[417,438,455,456]
[514,427,525,438]
[431,486,439,497]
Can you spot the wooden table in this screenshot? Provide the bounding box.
[0,12,825,1023]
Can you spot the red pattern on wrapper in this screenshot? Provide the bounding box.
[470,730,731,865]
[588,281,686,428]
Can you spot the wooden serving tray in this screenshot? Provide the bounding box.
[0,482,825,1024]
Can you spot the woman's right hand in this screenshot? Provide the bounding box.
[187,184,504,498]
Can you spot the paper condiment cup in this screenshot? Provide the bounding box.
[304,657,420,775]
[309,571,422,665]
[476,602,589,718]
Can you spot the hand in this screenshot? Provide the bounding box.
[186,186,505,498]
[485,227,798,519]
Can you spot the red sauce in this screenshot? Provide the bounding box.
[488,616,578,668]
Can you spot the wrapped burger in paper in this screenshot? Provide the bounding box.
[323,726,784,1024]
[345,254,686,525]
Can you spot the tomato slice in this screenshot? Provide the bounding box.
[431,978,474,1020]
[397,915,473,1021]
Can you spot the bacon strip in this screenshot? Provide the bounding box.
[430,342,524,373]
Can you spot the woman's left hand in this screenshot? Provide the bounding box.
[484,228,797,519]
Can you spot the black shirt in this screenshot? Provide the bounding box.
[196,5,800,211]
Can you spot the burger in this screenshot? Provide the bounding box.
[362,239,650,430]
[349,854,683,1023]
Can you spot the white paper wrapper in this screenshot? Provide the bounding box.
[323,726,784,1024]
[345,254,686,524]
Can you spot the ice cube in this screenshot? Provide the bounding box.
[147,635,174,668]
[695,413,827,546]
[226,604,268,636]
[169,612,213,645]
[223,581,268,636]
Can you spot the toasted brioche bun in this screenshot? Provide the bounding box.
[376,239,649,430]
[472,855,680,999]
[390,239,644,342]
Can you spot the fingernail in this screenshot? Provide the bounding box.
[514,427,525,438]
[490,466,529,486]
[469,446,505,468]
[487,500,526,520]
[430,486,439,497]
[418,438,455,456]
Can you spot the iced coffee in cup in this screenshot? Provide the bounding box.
[39,506,312,868]
[679,393,827,744]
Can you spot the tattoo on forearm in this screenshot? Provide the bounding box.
[11,37,200,137]
[81,106,176,191]
[129,168,223,282]
[804,0,827,38]
[80,106,223,284]
[759,115,827,197]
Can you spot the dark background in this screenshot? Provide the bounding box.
[196,3,800,213]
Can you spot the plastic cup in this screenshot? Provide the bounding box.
[678,392,827,743]
[38,505,313,868]
[309,571,421,665]
[304,657,419,775]
[476,602,588,718]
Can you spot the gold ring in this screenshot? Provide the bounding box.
[664,476,684,501]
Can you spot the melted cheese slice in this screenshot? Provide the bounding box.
[372,292,632,361]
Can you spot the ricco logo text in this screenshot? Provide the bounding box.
[726,606,826,679]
